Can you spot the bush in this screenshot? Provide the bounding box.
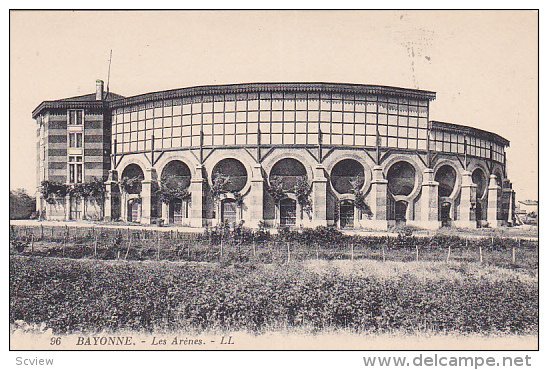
[10,256,538,335]
[10,189,35,220]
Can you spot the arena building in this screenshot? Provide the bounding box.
[32,81,515,230]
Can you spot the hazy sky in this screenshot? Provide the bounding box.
[10,10,538,201]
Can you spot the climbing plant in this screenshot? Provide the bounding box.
[210,173,231,203]
[350,175,372,218]
[266,177,286,203]
[293,176,312,219]
[156,175,191,204]
[119,176,143,194]
[40,181,68,204]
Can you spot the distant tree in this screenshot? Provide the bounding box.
[10,189,35,220]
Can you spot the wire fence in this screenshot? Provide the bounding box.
[9,224,538,269]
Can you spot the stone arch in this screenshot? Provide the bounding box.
[434,161,461,200]
[330,159,366,195]
[269,158,308,192]
[154,151,200,180]
[204,149,256,196]
[211,158,249,193]
[261,149,315,183]
[382,155,424,202]
[323,151,373,196]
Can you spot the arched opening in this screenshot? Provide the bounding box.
[387,161,416,197]
[279,198,297,226]
[395,200,408,224]
[387,161,416,224]
[331,159,365,194]
[121,164,144,223]
[472,168,487,222]
[270,158,307,192]
[435,165,457,198]
[161,160,192,225]
[435,165,457,225]
[221,198,238,224]
[339,199,355,228]
[121,164,144,194]
[440,201,452,227]
[212,158,248,193]
[128,198,141,223]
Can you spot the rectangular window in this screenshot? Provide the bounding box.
[68,156,83,184]
[68,110,83,125]
[69,133,83,148]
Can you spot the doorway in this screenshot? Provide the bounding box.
[339,200,355,228]
[440,201,452,227]
[395,200,408,225]
[128,199,141,223]
[170,199,183,225]
[222,199,238,224]
[280,198,297,226]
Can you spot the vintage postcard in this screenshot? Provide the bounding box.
[9,10,538,354]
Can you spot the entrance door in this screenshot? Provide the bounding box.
[339,200,354,228]
[170,199,183,225]
[222,199,238,224]
[395,200,408,225]
[70,197,82,220]
[128,199,141,223]
[280,198,297,226]
[440,201,451,227]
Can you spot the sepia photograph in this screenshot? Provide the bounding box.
[9,10,538,352]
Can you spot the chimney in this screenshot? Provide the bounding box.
[96,79,104,101]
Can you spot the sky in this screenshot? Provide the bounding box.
[9,10,538,201]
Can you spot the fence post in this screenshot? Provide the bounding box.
[479,245,483,263]
[287,242,291,264]
[156,230,160,260]
[316,244,319,261]
[40,224,44,240]
[382,244,386,262]
[93,229,98,258]
[30,233,34,255]
[51,227,54,238]
[125,230,132,260]
[252,240,256,258]
[220,240,223,261]
[415,245,419,262]
[446,245,451,263]
[512,239,517,264]
[350,243,354,261]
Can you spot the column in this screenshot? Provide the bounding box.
[104,170,119,221]
[487,174,501,227]
[190,164,204,228]
[140,168,157,225]
[368,165,388,230]
[310,164,328,227]
[161,202,169,224]
[247,163,264,228]
[64,194,71,221]
[419,168,440,230]
[454,170,477,228]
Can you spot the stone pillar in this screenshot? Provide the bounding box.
[368,165,388,230]
[161,202,169,223]
[140,168,157,225]
[310,164,328,227]
[454,170,477,229]
[248,163,264,228]
[487,174,501,227]
[64,194,71,221]
[190,164,205,228]
[419,168,440,230]
[104,170,119,221]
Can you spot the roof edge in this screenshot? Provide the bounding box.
[431,120,510,147]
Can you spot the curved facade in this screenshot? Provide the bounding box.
[33,81,515,229]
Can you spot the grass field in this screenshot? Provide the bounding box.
[10,255,538,336]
